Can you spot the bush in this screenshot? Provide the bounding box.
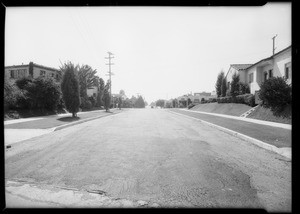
[24,77,61,111]
[216,94,255,107]
[244,94,255,107]
[4,81,18,110]
[188,103,195,109]
[230,73,240,97]
[88,96,96,107]
[15,77,33,90]
[258,77,291,115]
[5,78,61,112]
[238,82,250,95]
[209,98,217,103]
[80,96,93,110]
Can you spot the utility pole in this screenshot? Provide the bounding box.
[272,34,277,56]
[105,52,114,107]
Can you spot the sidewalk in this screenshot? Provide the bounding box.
[169,109,291,159]
[4,109,122,145]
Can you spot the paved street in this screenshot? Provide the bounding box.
[5,108,291,210]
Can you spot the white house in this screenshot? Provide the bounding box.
[225,46,291,95]
[225,64,253,90]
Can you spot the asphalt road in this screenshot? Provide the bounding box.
[5,108,291,210]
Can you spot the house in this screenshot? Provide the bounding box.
[225,46,291,95]
[87,86,98,98]
[5,62,61,82]
[192,92,217,103]
[225,64,253,90]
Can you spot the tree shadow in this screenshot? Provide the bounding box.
[57,117,81,122]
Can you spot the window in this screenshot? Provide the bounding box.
[264,72,268,81]
[40,70,46,76]
[268,69,273,78]
[285,62,291,80]
[249,73,253,83]
[17,69,26,78]
[10,70,15,78]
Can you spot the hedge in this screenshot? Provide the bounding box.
[217,93,255,107]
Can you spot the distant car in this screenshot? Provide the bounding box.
[151,106,154,108]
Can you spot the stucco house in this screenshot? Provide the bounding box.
[225,64,253,90]
[5,62,61,82]
[225,45,291,95]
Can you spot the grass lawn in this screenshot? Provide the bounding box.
[247,105,291,124]
[4,110,114,129]
[171,109,291,148]
[190,103,252,116]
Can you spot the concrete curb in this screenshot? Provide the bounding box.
[53,111,119,131]
[168,110,291,160]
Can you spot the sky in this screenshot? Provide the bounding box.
[5,3,291,104]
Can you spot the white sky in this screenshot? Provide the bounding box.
[5,3,291,103]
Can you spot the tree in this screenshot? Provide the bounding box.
[60,62,81,117]
[78,64,98,98]
[15,77,33,90]
[103,80,111,112]
[230,73,240,97]
[215,71,225,97]
[95,78,105,107]
[259,77,291,116]
[221,78,227,97]
[135,95,145,108]
[118,96,122,109]
[119,89,125,96]
[156,99,165,108]
[238,82,250,95]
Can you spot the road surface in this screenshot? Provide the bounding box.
[5,108,291,210]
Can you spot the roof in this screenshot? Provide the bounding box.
[5,64,29,69]
[226,45,291,77]
[32,63,59,72]
[246,45,291,70]
[5,62,59,72]
[230,64,253,71]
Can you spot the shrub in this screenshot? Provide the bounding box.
[80,96,93,110]
[188,103,195,109]
[258,77,291,115]
[221,78,227,97]
[4,81,18,110]
[15,77,33,90]
[244,94,255,107]
[216,94,255,107]
[88,96,96,107]
[209,98,217,103]
[238,82,250,95]
[230,73,240,97]
[23,77,61,111]
[215,71,225,97]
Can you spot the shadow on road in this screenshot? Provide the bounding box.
[57,117,81,122]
